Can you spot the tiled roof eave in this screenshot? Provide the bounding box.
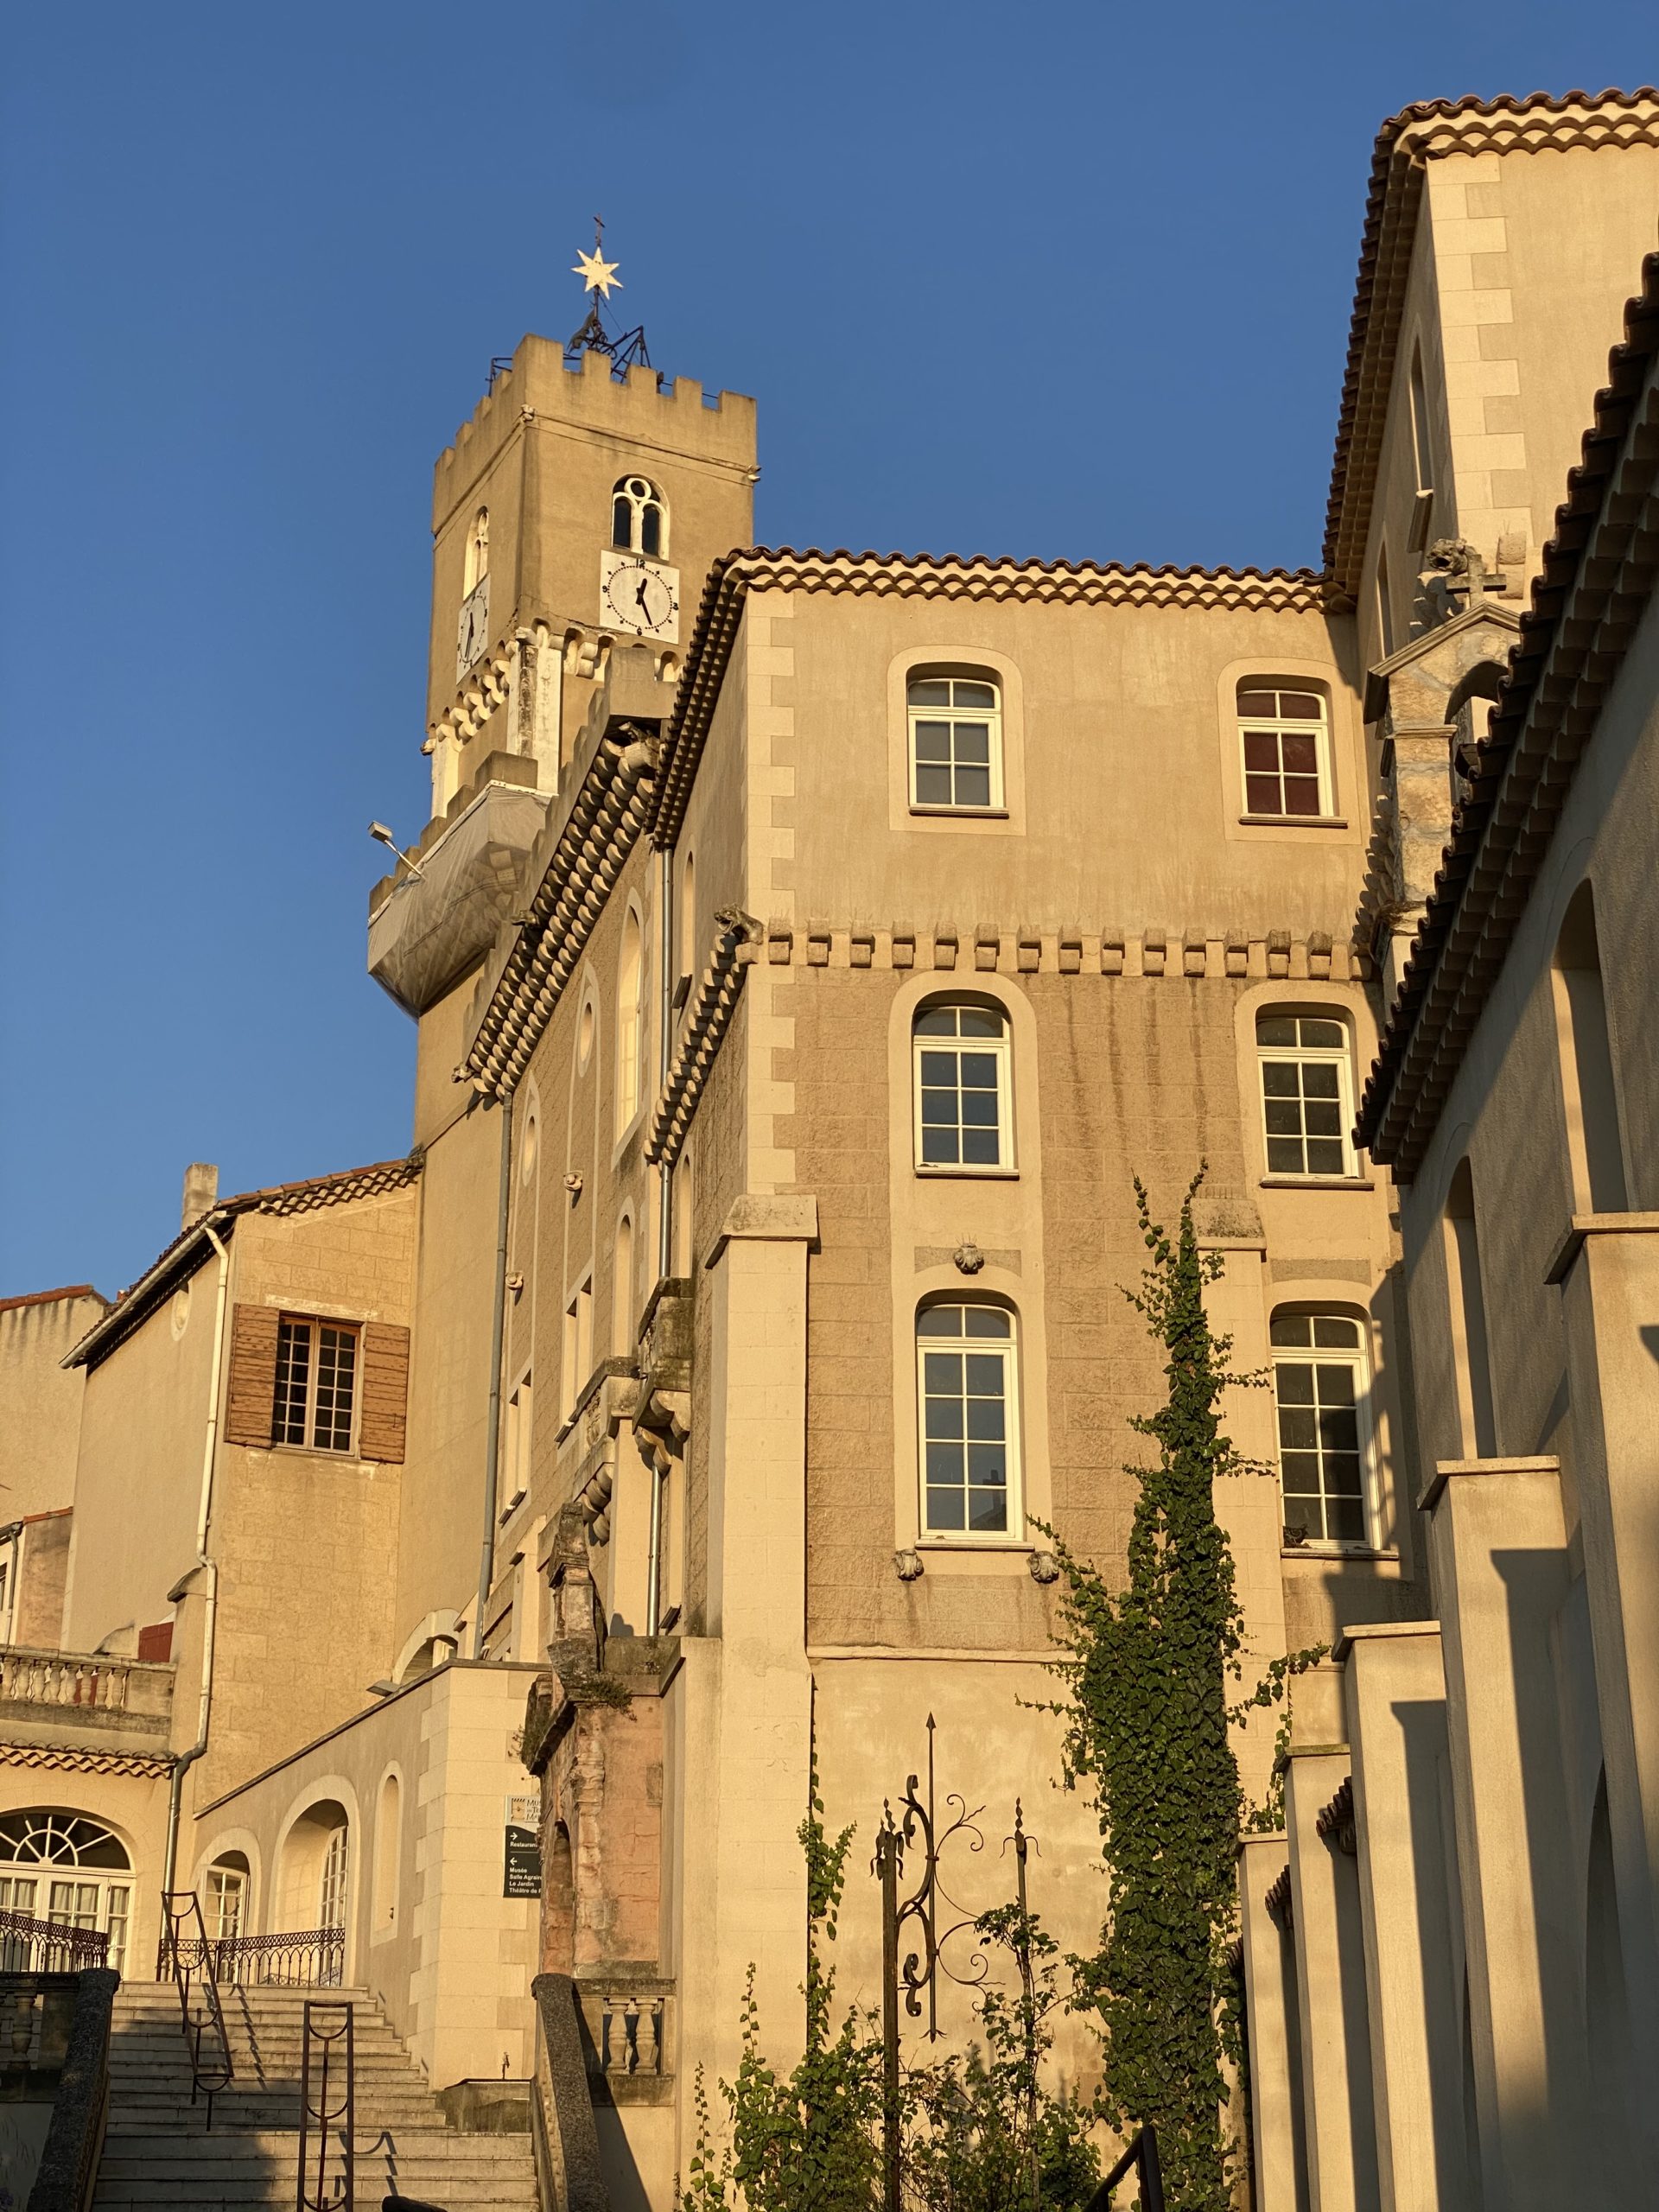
[1359,252,1659,1172]
[648,546,1332,849]
[1323,87,1659,597]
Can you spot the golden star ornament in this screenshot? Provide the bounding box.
[573,247,622,299]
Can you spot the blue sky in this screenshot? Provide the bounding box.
[3,3,1655,1297]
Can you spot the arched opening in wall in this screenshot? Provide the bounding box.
[1408,342,1436,542]
[372,1775,401,1939]
[616,909,644,1135]
[677,851,696,1007]
[0,1811,132,1974]
[276,1801,350,1958]
[672,1145,695,1278]
[1443,1160,1497,1458]
[611,476,667,558]
[1585,1769,1637,2192]
[205,1853,249,1942]
[1553,883,1628,1212]
[464,507,490,593]
[613,1213,634,1356]
[543,1821,575,1974]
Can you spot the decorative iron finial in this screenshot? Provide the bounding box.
[566,214,652,376]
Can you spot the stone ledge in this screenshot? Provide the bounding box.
[703,1193,819,1268]
[1544,1210,1659,1284]
[1417,1454,1561,1516]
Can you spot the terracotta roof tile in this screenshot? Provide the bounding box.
[0,1285,103,1315]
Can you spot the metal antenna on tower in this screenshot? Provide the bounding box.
[566,214,652,375]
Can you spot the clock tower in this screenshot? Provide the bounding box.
[366,331,757,1027]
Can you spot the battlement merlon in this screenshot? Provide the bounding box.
[433,336,758,530]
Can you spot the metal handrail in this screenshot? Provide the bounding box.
[297,1998,354,2209]
[0,1908,109,1974]
[155,1923,345,1989]
[1084,2124,1165,2212]
[159,1891,232,2127]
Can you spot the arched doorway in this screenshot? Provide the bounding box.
[276,1800,351,1984]
[0,1810,132,1973]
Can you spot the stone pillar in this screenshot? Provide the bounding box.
[672,1197,817,2126]
[1286,1738,1380,2212]
[1424,1457,1583,2209]
[1238,1833,1309,2212]
[1554,1216,1659,2133]
[1341,1621,1473,2211]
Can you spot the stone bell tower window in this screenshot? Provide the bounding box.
[464,507,490,594]
[612,475,667,559]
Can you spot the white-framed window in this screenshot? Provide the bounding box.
[318,1824,349,1932]
[205,1859,247,1942]
[913,1002,1012,1171]
[612,475,667,559]
[918,1304,1021,1540]
[1238,684,1332,819]
[1257,1013,1355,1178]
[1271,1311,1376,1550]
[0,1811,133,1974]
[273,1318,359,1452]
[907,674,1003,811]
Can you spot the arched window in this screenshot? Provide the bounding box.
[464,507,490,593]
[1443,1160,1496,1457]
[612,475,668,558]
[1553,883,1627,1212]
[1237,683,1332,821]
[1256,1011,1354,1179]
[1269,1310,1376,1549]
[917,1303,1020,1540]
[0,1810,132,1974]
[913,1001,1012,1170]
[677,851,696,1008]
[907,672,1002,811]
[616,910,644,1134]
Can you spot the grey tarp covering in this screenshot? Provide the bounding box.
[368,781,550,1015]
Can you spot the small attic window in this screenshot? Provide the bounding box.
[612,476,667,558]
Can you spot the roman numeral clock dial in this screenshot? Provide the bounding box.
[600,550,680,642]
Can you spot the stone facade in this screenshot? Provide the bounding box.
[1,84,1655,2211]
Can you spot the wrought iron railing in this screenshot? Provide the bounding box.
[297,1999,355,2210]
[0,1909,109,1975]
[154,1923,345,1989]
[158,1891,232,2126]
[1084,2125,1165,2212]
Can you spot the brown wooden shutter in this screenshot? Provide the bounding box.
[358,1322,410,1463]
[223,1304,281,1446]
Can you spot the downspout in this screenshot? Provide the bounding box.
[473,1093,515,1657]
[162,1217,230,1898]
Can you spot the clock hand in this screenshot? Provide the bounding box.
[634,577,652,613]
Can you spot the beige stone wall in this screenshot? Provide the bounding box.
[0,1290,105,1529]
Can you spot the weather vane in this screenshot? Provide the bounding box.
[567,215,652,376]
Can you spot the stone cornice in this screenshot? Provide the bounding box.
[742,921,1365,983]
[461,733,656,1098]
[1360,251,1659,1171]
[650,547,1330,846]
[1324,87,1659,600]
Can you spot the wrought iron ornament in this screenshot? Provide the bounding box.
[566,215,652,376]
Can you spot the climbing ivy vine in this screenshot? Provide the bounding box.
[1040,1173,1252,2212]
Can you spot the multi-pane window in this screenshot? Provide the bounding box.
[918,1305,1020,1539]
[1238,685,1332,818]
[0,1812,132,1974]
[611,474,667,557]
[1271,1312,1373,1548]
[273,1318,359,1452]
[914,1003,1011,1169]
[1257,1014,1354,1178]
[908,676,1002,810]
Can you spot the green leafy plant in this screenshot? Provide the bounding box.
[1039,1172,1255,2212]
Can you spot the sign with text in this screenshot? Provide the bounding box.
[504,1793,542,1899]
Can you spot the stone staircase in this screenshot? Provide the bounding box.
[92,1981,540,2209]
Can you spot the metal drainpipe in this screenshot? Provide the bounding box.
[162,1217,231,1898]
[473,1093,515,1658]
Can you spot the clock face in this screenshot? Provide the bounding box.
[455,575,491,683]
[600,550,680,642]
